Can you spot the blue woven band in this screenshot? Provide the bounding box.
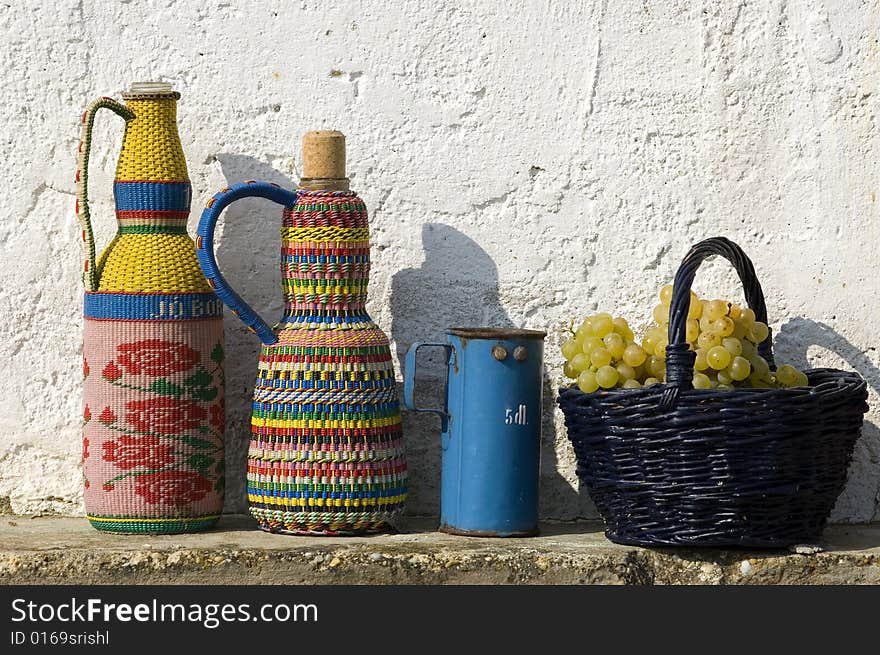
[84,292,223,320]
[114,182,191,212]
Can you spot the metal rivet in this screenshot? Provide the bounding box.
[514,346,528,361]
[492,345,508,361]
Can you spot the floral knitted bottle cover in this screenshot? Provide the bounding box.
[76,82,225,534]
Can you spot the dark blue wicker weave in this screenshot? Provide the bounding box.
[557,237,868,547]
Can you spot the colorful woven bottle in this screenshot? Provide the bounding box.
[196,131,407,534]
[76,82,225,534]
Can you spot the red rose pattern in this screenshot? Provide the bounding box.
[102,362,122,381]
[89,339,219,509]
[134,471,211,506]
[98,407,117,424]
[102,435,174,470]
[125,397,207,434]
[210,401,224,431]
[116,340,200,376]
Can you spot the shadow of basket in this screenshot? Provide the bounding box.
[774,317,880,523]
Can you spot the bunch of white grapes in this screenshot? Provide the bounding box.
[562,284,809,393]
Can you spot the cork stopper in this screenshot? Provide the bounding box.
[300,130,350,190]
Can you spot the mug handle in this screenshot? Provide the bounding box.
[196,180,299,345]
[404,342,452,430]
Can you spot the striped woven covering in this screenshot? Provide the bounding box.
[246,190,407,534]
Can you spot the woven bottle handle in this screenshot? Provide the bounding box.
[665,237,775,391]
[196,180,299,345]
[75,97,135,292]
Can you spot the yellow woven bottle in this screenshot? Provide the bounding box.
[76,82,225,534]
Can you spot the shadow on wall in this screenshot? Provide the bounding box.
[390,224,589,519]
[214,154,294,513]
[774,317,880,522]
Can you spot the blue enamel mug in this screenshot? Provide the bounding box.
[404,328,546,537]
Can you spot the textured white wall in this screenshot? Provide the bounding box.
[1,0,879,521]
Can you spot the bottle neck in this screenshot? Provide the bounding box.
[280,190,371,322]
[113,94,191,235]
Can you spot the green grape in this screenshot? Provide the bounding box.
[694,348,709,371]
[622,343,647,367]
[645,326,664,348]
[728,304,742,320]
[577,370,600,393]
[561,339,580,360]
[616,362,636,381]
[699,315,714,332]
[717,369,733,385]
[592,315,613,338]
[740,339,756,358]
[729,356,751,381]
[570,353,590,373]
[647,355,666,378]
[612,317,634,341]
[575,320,592,341]
[653,303,670,324]
[687,293,703,320]
[750,321,770,344]
[722,337,742,356]
[594,312,612,321]
[697,331,721,350]
[659,284,674,305]
[704,299,728,322]
[622,378,642,389]
[581,336,604,355]
[643,377,660,387]
[748,354,771,379]
[603,333,626,359]
[563,361,578,379]
[731,319,748,340]
[794,371,809,387]
[596,365,619,389]
[707,346,731,370]
[717,383,734,390]
[692,372,712,389]
[590,347,612,368]
[654,336,669,359]
[749,375,770,388]
[741,307,756,329]
[775,364,799,387]
[712,316,735,337]
[686,319,700,343]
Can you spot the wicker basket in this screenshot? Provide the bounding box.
[557,237,868,547]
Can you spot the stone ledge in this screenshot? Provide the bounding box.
[0,515,878,585]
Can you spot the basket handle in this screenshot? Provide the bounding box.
[75,97,135,291]
[664,237,775,395]
[196,180,299,346]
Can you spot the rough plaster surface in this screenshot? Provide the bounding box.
[1,1,879,521]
